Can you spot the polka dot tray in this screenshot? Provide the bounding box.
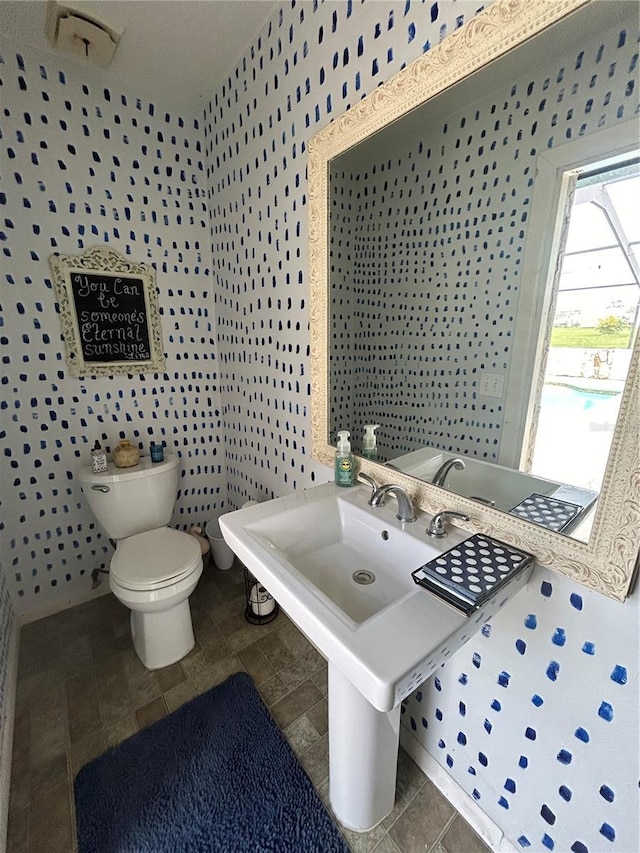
[412,534,534,615]
[508,493,582,532]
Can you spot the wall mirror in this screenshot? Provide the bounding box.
[309,0,640,601]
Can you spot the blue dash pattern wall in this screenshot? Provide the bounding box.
[0,43,226,617]
[402,570,638,852]
[205,0,490,505]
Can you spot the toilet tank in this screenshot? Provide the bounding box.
[78,452,180,540]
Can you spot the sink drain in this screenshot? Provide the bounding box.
[352,569,375,585]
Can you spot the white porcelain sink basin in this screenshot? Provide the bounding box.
[245,492,443,624]
[220,482,533,832]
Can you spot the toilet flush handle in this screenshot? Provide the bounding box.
[91,485,110,493]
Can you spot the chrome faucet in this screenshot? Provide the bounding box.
[357,474,417,523]
[426,510,470,538]
[370,484,417,523]
[470,495,496,507]
[432,457,465,487]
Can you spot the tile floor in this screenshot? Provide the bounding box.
[7,558,490,853]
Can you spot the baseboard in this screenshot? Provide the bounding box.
[20,583,111,625]
[399,727,518,853]
[0,616,21,853]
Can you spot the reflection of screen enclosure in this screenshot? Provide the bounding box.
[531,157,640,494]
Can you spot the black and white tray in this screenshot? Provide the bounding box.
[412,533,534,615]
[508,493,582,532]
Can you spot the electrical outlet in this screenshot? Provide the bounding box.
[479,372,505,398]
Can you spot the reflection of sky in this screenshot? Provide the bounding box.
[606,176,640,241]
[565,176,640,250]
[560,247,633,288]
[555,285,637,326]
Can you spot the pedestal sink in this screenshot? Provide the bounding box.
[220,483,533,831]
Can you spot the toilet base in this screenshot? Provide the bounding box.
[130,600,195,669]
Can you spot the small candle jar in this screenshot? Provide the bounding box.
[150,442,164,463]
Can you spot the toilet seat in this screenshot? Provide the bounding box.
[111,527,202,591]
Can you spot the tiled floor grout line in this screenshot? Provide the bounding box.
[429,812,459,853]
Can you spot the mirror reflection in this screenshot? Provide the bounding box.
[528,164,639,494]
[328,2,639,543]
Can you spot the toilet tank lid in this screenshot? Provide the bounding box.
[78,451,178,484]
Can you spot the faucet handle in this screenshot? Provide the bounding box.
[357,473,378,503]
[427,510,470,538]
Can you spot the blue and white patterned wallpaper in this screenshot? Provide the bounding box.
[0,42,227,615]
[402,572,638,852]
[0,1,638,850]
[205,0,489,506]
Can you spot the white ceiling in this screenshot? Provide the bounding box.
[0,0,280,111]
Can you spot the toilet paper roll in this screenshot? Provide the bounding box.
[249,583,275,617]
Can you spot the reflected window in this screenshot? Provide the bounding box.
[530,157,640,494]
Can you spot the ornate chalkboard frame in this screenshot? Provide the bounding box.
[49,246,165,377]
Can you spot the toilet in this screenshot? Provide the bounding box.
[78,452,203,669]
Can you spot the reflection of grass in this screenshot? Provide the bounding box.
[551,327,633,348]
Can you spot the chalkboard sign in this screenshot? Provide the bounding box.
[70,271,152,363]
[49,247,165,377]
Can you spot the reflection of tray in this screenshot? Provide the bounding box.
[412,534,534,615]
[508,493,581,532]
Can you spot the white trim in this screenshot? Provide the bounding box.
[0,617,21,853]
[399,726,519,853]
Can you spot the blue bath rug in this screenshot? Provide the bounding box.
[75,672,348,853]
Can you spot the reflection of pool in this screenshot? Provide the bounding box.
[533,383,621,493]
[541,384,620,413]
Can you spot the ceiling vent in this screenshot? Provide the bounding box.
[45,1,123,67]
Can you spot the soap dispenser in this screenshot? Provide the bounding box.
[335,430,355,487]
[362,424,380,460]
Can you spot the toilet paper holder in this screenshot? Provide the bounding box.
[243,568,279,625]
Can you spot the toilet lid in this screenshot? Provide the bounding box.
[111,528,202,590]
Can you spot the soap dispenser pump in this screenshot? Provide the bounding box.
[335,430,354,487]
[362,424,380,460]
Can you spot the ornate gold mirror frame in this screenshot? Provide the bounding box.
[309,0,640,601]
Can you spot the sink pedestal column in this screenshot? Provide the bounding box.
[328,662,401,832]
